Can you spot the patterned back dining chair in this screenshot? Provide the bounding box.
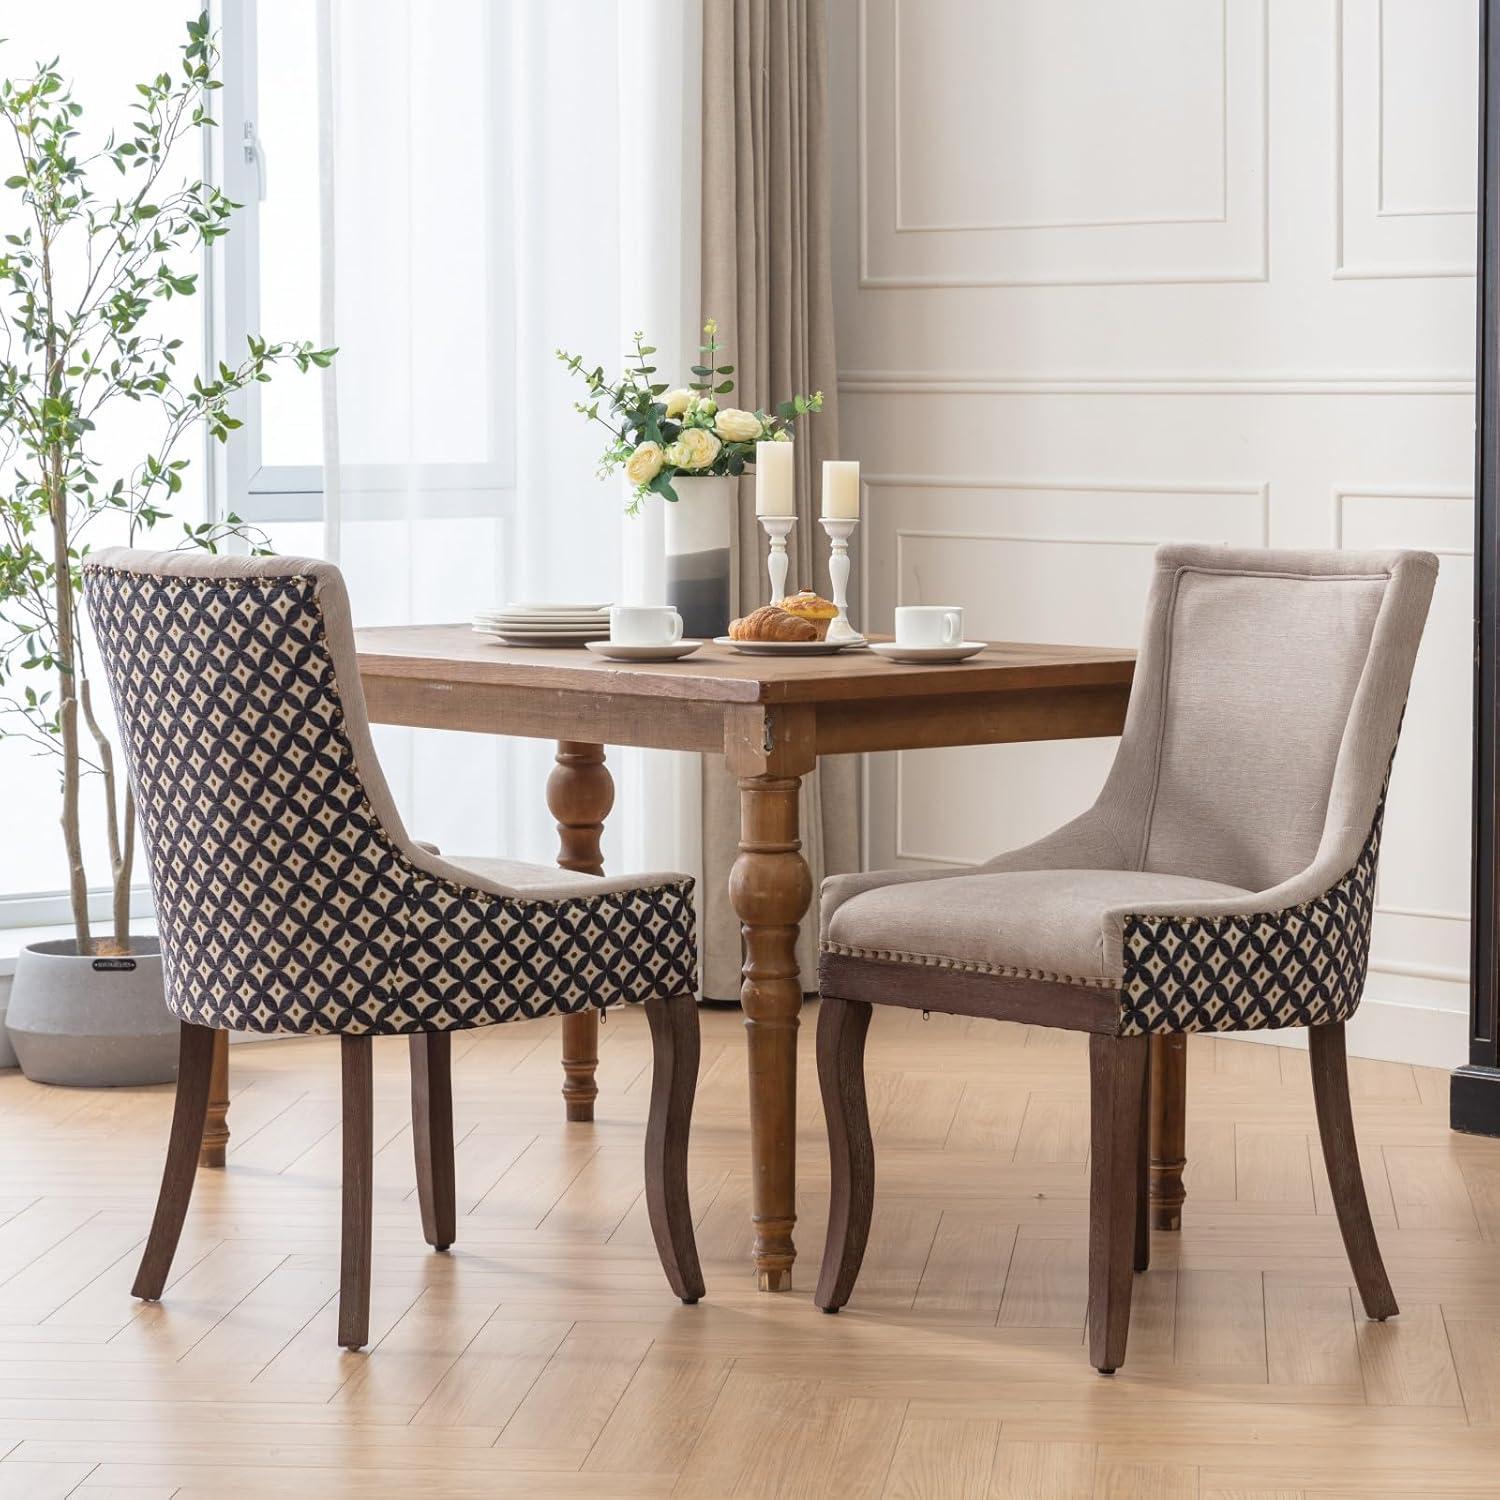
[814,545,1437,1373]
[83,549,703,1349]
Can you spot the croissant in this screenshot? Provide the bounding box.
[729,605,817,642]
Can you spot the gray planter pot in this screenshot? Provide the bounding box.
[0,974,18,1070]
[7,938,177,1087]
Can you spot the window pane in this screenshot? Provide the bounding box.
[255,0,324,471]
[0,4,201,911]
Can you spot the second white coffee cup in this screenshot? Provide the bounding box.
[610,605,683,646]
[894,605,963,647]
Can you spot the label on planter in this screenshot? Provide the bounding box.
[92,958,138,973]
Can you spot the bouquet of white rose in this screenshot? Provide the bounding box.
[557,319,822,514]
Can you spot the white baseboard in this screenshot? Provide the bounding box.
[1232,995,1468,1070]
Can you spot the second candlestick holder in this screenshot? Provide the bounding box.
[820,515,860,642]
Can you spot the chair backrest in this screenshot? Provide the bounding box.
[1095,545,1437,893]
[82,548,421,1026]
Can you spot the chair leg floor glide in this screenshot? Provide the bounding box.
[132,1022,218,1302]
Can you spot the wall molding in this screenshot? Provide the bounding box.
[1334,0,1477,280]
[889,0,1232,236]
[1330,484,1474,551]
[858,0,1269,288]
[864,472,1270,534]
[841,370,1475,397]
[870,474,1270,865]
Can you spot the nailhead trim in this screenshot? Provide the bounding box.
[819,940,1115,989]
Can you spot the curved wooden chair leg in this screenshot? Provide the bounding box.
[815,996,874,1313]
[410,1032,456,1251]
[1089,1033,1148,1374]
[644,995,705,1303]
[1309,1021,1398,1320]
[339,1036,374,1351]
[1135,1053,1151,1273]
[132,1022,218,1301]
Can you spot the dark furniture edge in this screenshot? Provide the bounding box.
[1457,0,1500,1137]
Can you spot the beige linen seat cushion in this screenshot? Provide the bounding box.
[822,868,1251,987]
[442,856,603,895]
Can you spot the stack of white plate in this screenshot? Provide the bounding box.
[473,603,612,647]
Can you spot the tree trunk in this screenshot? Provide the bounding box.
[115,785,135,951]
[43,239,90,952]
[52,469,88,951]
[81,677,131,953]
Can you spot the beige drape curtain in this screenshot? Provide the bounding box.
[699,0,859,998]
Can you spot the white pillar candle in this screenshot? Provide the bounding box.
[754,440,796,517]
[822,460,860,519]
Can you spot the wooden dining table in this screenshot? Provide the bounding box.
[197,629,1196,1290]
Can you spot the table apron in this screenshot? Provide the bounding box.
[362,674,1129,756]
[360,676,728,750]
[812,683,1129,754]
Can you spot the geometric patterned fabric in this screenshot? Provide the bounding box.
[1119,795,1383,1037]
[83,564,697,1035]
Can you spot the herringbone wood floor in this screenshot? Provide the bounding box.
[0,1003,1497,1498]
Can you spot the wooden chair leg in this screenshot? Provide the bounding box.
[1135,1050,1151,1273]
[339,1035,374,1351]
[815,996,874,1313]
[409,1032,456,1252]
[1309,1021,1399,1320]
[643,995,705,1303]
[1089,1032,1148,1374]
[132,1022,218,1301]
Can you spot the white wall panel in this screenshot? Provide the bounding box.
[833,0,1477,1064]
[1337,0,1477,278]
[859,0,1268,286]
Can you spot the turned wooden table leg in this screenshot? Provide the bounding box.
[1148,1033,1187,1231]
[725,705,816,1291]
[548,740,613,1123]
[731,771,811,1291]
[198,1029,231,1168]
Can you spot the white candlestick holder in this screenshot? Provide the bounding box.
[820,515,860,641]
[759,515,795,604]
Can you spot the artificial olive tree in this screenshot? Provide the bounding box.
[0,13,330,951]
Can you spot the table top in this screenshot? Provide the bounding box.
[354,625,1136,706]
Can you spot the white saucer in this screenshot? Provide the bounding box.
[869,640,986,665]
[585,639,705,662]
[714,635,865,656]
[476,627,609,647]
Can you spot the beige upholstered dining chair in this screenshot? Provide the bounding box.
[83,549,704,1349]
[814,544,1437,1373]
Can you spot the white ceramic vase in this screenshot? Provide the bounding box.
[664,474,737,639]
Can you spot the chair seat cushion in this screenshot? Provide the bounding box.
[823,868,1251,985]
[444,855,602,893]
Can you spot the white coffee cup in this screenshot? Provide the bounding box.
[894,605,963,648]
[610,605,683,646]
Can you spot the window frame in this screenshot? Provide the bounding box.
[215,0,517,524]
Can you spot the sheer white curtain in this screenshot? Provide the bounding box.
[313,0,702,888]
